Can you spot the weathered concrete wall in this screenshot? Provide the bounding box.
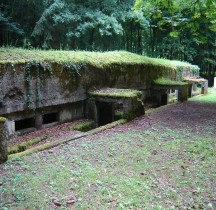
[4,101,84,135]
[0,62,194,135]
[1,64,192,115]
[0,64,86,115]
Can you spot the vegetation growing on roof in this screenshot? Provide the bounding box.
[0,48,198,73]
[154,77,188,86]
[89,88,143,99]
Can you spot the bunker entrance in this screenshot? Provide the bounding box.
[161,93,168,106]
[97,102,113,126]
[43,112,59,124]
[15,118,35,131]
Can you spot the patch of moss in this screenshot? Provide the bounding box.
[89,88,142,99]
[123,97,145,121]
[71,121,95,132]
[0,117,6,123]
[114,110,124,120]
[154,77,188,86]
[8,136,45,155]
[8,145,20,155]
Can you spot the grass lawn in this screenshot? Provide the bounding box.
[189,88,216,103]
[0,90,216,209]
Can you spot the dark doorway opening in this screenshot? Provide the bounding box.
[161,94,168,106]
[43,112,59,124]
[97,102,113,126]
[15,118,35,131]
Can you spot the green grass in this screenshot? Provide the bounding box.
[190,88,216,103]
[1,128,215,209]
[154,77,188,86]
[1,92,215,209]
[0,48,198,72]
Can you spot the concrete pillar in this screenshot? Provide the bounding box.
[188,84,193,98]
[192,83,197,91]
[5,120,15,136]
[93,101,99,127]
[0,117,8,163]
[35,113,42,129]
[201,81,208,95]
[178,88,188,102]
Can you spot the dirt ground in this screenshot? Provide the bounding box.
[0,93,216,209]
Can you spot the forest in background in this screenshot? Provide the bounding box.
[0,0,216,85]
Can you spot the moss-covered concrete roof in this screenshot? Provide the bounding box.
[89,88,142,98]
[183,77,207,83]
[154,77,188,86]
[0,48,198,72]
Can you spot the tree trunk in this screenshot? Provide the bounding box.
[130,20,133,52]
[137,26,142,54]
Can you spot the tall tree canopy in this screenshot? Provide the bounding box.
[134,0,216,83]
[0,0,215,83]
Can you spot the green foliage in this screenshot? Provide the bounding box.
[0,12,23,35]
[134,0,216,84]
[63,62,83,81]
[0,0,215,84]
[31,0,131,50]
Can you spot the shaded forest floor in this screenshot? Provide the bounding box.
[0,90,216,209]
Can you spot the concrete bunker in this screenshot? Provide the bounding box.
[152,78,189,106]
[89,88,145,127]
[183,77,208,97]
[0,50,202,138]
[0,50,205,162]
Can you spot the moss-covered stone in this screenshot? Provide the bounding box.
[114,110,124,120]
[0,117,6,123]
[71,121,95,132]
[154,77,188,86]
[123,97,145,121]
[8,136,45,155]
[178,89,188,102]
[89,88,142,99]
